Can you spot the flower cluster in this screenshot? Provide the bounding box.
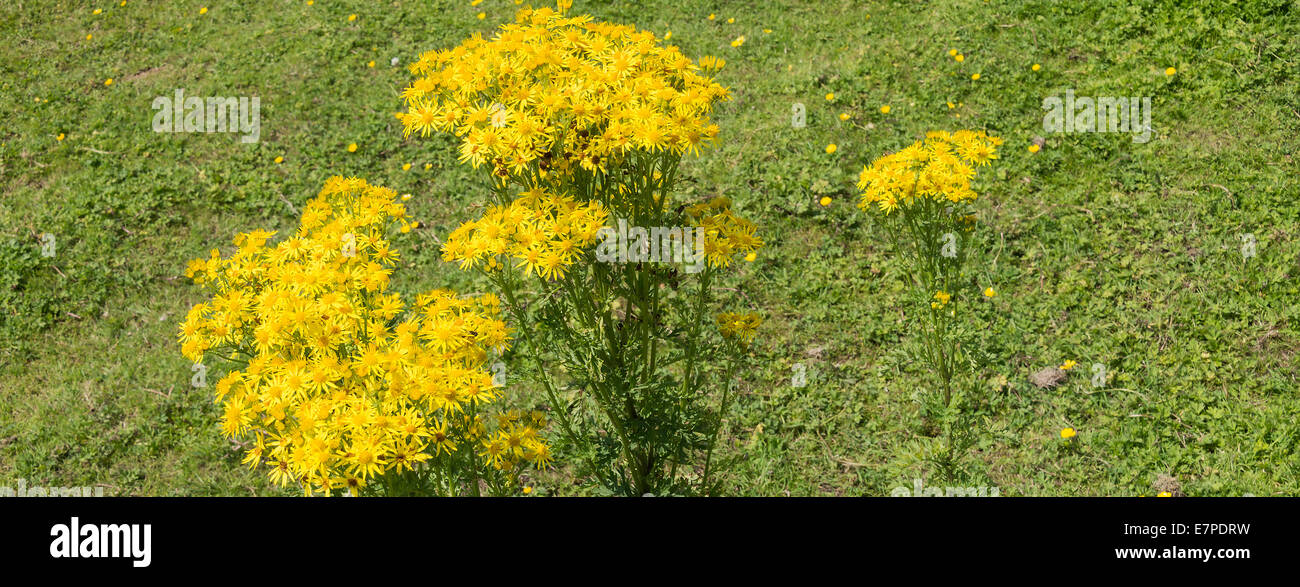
[179,177,548,495]
[685,196,764,268]
[715,311,762,347]
[442,187,610,280]
[855,130,1002,215]
[400,3,729,178]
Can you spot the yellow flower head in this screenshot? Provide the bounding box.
[400,5,730,180]
[180,176,547,495]
[715,312,762,347]
[856,130,1000,216]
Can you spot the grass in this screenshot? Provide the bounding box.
[1,0,1297,496]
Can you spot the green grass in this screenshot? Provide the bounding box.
[2,0,1297,496]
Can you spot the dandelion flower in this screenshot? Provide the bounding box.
[424,163,432,170]
[93,8,102,14]
[1060,359,1077,370]
[367,60,375,68]
[1165,67,1176,76]
[763,29,772,34]
[1157,491,1172,497]
[983,287,996,298]
[1032,63,1041,71]
[949,49,958,57]
[1060,427,1076,440]
[348,13,357,21]
[955,54,965,62]
[86,34,93,40]
[477,12,485,20]
[199,7,208,14]
[274,156,284,164]
[104,78,113,86]
[708,13,715,20]
[57,133,65,141]
[664,31,672,40]
[730,35,745,47]
[819,196,832,207]
[347,143,358,152]
[1028,144,1040,153]
[880,105,891,114]
[744,252,757,262]
[971,73,981,81]
[825,92,835,101]
[402,163,411,171]
[825,144,837,154]
[727,17,735,23]
[839,112,850,121]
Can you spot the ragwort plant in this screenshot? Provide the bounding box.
[856,130,1001,482]
[400,3,762,495]
[179,177,551,496]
